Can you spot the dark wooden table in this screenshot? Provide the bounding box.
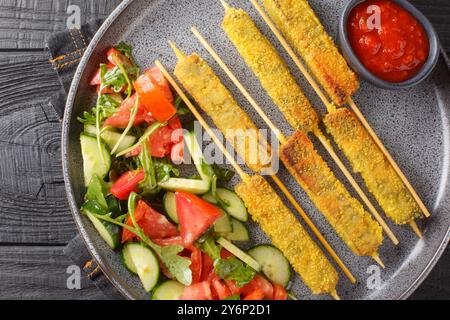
[0,0,448,300]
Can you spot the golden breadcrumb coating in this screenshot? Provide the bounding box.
[262,0,359,105]
[223,7,319,133]
[280,131,383,256]
[324,108,422,225]
[236,175,338,295]
[174,53,272,173]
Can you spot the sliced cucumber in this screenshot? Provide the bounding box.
[84,125,136,154]
[163,192,178,224]
[82,203,120,250]
[247,245,292,287]
[222,219,250,242]
[202,192,218,205]
[121,243,138,275]
[152,280,185,300]
[80,134,111,186]
[217,237,260,272]
[159,178,210,194]
[122,243,160,292]
[183,131,214,182]
[215,188,248,222]
[214,211,233,234]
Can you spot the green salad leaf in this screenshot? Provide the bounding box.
[214,257,256,287]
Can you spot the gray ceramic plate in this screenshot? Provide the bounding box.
[63,0,450,300]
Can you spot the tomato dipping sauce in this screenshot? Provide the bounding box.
[348,0,429,83]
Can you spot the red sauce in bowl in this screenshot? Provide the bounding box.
[348,0,429,83]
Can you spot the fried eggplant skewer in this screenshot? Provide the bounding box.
[252,0,430,228]
[170,44,384,266]
[214,4,396,244]
[156,60,341,299]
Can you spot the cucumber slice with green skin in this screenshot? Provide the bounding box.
[159,178,210,194]
[183,131,214,182]
[121,244,138,275]
[247,245,292,287]
[80,134,111,186]
[214,211,233,234]
[202,192,218,205]
[122,243,160,292]
[215,188,248,222]
[152,280,185,300]
[84,125,136,154]
[82,204,121,250]
[163,192,178,224]
[217,237,260,272]
[222,218,250,242]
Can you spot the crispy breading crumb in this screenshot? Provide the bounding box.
[236,175,338,295]
[280,131,383,256]
[324,109,422,224]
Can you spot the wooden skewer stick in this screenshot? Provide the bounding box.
[191,26,399,246]
[371,253,385,269]
[156,58,247,181]
[156,59,349,297]
[331,290,341,301]
[249,0,427,234]
[409,221,423,239]
[348,97,431,219]
[270,174,356,284]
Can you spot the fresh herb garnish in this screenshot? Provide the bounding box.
[214,257,256,287]
[224,295,241,300]
[196,235,221,260]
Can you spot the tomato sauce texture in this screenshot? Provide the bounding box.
[348,0,429,82]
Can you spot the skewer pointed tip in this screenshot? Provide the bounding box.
[220,0,230,11]
[168,40,185,60]
[372,253,385,269]
[409,220,423,239]
[330,290,341,300]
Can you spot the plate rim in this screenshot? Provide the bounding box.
[62,0,450,300]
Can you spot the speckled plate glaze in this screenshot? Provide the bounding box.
[62,0,450,300]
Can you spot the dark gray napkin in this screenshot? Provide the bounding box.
[47,20,124,299]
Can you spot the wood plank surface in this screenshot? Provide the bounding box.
[0,0,447,300]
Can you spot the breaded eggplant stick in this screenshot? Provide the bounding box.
[281,131,383,257]
[260,0,359,105]
[171,44,385,265]
[324,109,422,225]
[173,52,272,174]
[236,175,339,296]
[157,60,341,298]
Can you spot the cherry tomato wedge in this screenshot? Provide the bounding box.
[146,67,174,103]
[110,169,145,200]
[273,284,288,300]
[107,48,133,70]
[134,70,177,123]
[210,275,233,300]
[104,93,154,129]
[242,275,273,300]
[182,281,214,300]
[243,288,265,300]
[200,253,215,282]
[190,247,203,284]
[90,63,115,86]
[175,192,223,246]
[121,200,178,243]
[225,280,244,296]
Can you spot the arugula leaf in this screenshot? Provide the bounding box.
[115,42,133,60]
[196,235,221,260]
[139,140,158,195]
[224,295,241,300]
[85,175,108,209]
[103,65,129,93]
[214,257,256,287]
[212,164,235,185]
[154,159,179,184]
[160,245,193,286]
